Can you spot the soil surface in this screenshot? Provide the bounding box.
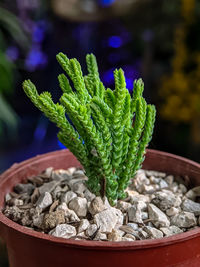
[3,167,200,241]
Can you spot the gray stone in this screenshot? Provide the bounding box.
[137,229,148,240]
[117,201,132,213]
[185,186,200,201]
[127,223,139,231]
[68,197,87,217]
[141,212,148,220]
[171,182,179,193]
[165,175,174,185]
[108,229,125,241]
[57,169,72,180]
[127,190,139,198]
[36,192,53,210]
[43,167,53,177]
[57,203,79,222]
[103,197,111,209]
[65,208,80,222]
[119,225,137,234]
[88,197,105,215]
[166,207,180,217]
[73,169,86,178]
[94,208,122,233]
[14,183,35,195]
[62,191,77,204]
[145,170,166,178]
[122,234,136,241]
[127,205,143,224]
[94,232,107,241]
[67,167,76,175]
[159,180,168,189]
[148,203,170,227]
[141,184,155,194]
[146,222,154,227]
[78,219,90,233]
[137,201,147,211]
[68,178,85,189]
[160,226,183,236]
[112,207,124,226]
[52,186,62,199]
[171,212,197,228]
[182,199,200,215]
[133,171,150,192]
[155,185,160,190]
[130,194,150,204]
[72,182,86,196]
[135,170,148,181]
[178,184,187,194]
[86,224,98,237]
[143,226,163,239]
[52,171,66,182]
[50,224,76,239]
[39,181,59,195]
[84,189,95,202]
[57,202,68,212]
[152,190,181,211]
[149,176,160,184]
[68,171,87,188]
[76,231,88,240]
[5,193,11,203]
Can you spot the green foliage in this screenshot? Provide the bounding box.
[23,52,156,204]
[0,6,29,142]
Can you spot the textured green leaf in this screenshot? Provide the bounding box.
[23,52,156,204]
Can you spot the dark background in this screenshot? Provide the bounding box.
[0,0,200,265]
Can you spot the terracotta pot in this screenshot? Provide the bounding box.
[0,149,200,267]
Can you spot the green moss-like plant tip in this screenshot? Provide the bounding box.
[22,52,156,204]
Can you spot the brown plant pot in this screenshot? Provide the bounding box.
[0,149,200,267]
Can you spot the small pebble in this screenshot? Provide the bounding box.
[36,192,53,211]
[50,224,76,239]
[86,224,98,237]
[68,197,87,217]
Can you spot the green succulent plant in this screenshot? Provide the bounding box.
[23,52,156,204]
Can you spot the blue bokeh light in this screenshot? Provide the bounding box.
[32,20,48,43]
[34,125,47,141]
[108,36,122,48]
[33,26,45,43]
[123,65,140,91]
[6,46,19,61]
[102,65,140,90]
[25,48,47,71]
[102,68,115,85]
[57,136,84,149]
[58,139,66,149]
[99,0,115,7]
[126,78,134,91]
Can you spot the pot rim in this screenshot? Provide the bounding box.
[0,148,200,250]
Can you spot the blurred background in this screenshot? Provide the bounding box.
[0,0,200,265]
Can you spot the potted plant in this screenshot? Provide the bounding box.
[0,53,200,267]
